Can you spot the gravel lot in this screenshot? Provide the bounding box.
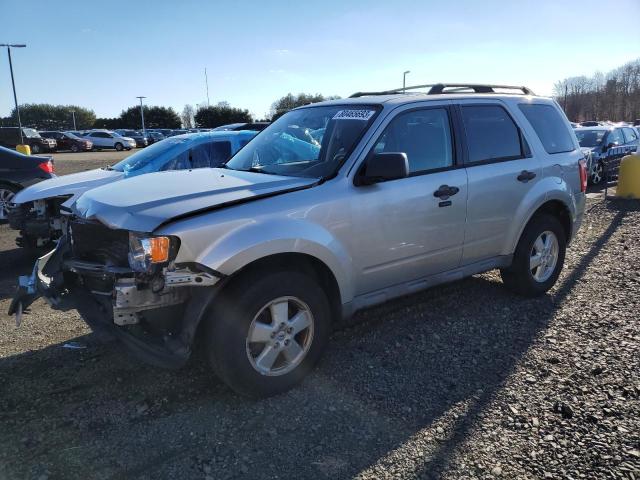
[0,158,638,479]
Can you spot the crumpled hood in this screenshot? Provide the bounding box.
[74,168,319,232]
[13,168,123,204]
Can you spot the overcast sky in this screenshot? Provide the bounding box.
[1,0,639,119]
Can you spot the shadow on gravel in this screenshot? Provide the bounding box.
[0,209,629,480]
[408,208,628,479]
[0,246,35,301]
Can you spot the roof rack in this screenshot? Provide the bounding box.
[349,83,534,98]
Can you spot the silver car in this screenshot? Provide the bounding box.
[10,84,587,398]
[82,130,136,151]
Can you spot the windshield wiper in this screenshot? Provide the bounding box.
[103,165,115,171]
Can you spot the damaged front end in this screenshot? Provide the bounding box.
[9,218,223,369]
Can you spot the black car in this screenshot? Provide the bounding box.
[39,131,93,152]
[146,131,165,145]
[114,129,149,148]
[0,145,55,221]
[0,127,57,154]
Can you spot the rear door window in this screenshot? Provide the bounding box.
[518,104,575,154]
[460,105,523,163]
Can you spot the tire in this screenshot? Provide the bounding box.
[500,214,566,297]
[0,183,20,222]
[114,142,124,151]
[590,161,604,185]
[30,144,41,154]
[206,270,331,398]
[71,144,79,153]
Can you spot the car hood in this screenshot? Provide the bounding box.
[13,168,123,204]
[74,168,319,232]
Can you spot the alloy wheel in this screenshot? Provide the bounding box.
[246,296,314,376]
[530,230,559,283]
[591,162,603,184]
[0,188,16,220]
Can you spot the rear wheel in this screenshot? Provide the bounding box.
[206,270,331,398]
[500,214,566,297]
[0,183,19,222]
[114,142,124,151]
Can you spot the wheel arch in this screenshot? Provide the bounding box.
[221,252,343,323]
[510,198,573,255]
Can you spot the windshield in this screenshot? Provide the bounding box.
[225,105,379,178]
[64,132,81,140]
[575,129,606,148]
[111,137,191,175]
[23,128,41,138]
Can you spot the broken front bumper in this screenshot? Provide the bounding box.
[8,235,224,369]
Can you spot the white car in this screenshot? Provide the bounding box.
[82,130,136,151]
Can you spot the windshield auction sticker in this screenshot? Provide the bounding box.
[332,109,376,121]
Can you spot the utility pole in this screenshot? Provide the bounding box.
[1,43,27,144]
[71,110,76,130]
[136,96,146,134]
[204,68,210,107]
[403,70,411,93]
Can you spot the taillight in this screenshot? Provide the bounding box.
[578,158,587,193]
[38,160,54,174]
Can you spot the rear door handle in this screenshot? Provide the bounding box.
[517,170,536,183]
[433,185,459,199]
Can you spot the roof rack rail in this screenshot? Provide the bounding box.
[349,83,534,98]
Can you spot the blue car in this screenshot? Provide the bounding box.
[10,130,258,248]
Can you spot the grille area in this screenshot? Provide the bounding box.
[70,220,129,267]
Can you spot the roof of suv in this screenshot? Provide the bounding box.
[299,83,549,109]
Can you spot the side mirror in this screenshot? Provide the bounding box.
[355,152,409,186]
[605,142,616,151]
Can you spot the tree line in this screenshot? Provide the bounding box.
[0,92,339,131]
[554,58,640,122]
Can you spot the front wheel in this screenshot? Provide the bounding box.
[114,142,124,151]
[30,144,41,154]
[590,161,604,185]
[500,214,566,297]
[206,270,331,398]
[71,144,79,153]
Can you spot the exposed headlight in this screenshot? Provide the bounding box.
[128,233,177,272]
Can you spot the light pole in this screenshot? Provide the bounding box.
[403,70,411,93]
[71,110,76,130]
[1,43,27,144]
[136,96,146,134]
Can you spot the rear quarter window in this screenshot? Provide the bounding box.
[460,105,523,163]
[519,104,575,154]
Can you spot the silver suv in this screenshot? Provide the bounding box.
[10,84,587,398]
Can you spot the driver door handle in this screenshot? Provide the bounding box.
[433,185,459,199]
[517,170,536,183]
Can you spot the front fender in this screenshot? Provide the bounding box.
[502,177,577,255]
[171,219,354,304]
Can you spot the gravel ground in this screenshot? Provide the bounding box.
[0,160,638,479]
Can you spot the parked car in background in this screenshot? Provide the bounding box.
[580,121,601,127]
[0,127,57,154]
[10,84,586,397]
[39,131,93,152]
[0,146,54,221]
[115,129,149,148]
[172,129,189,136]
[8,130,257,248]
[83,130,136,151]
[213,122,270,131]
[149,128,175,138]
[574,125,639,184]
[146,131,165,145]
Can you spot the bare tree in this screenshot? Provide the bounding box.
[554,58,640,122]
[181,104,196,128]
